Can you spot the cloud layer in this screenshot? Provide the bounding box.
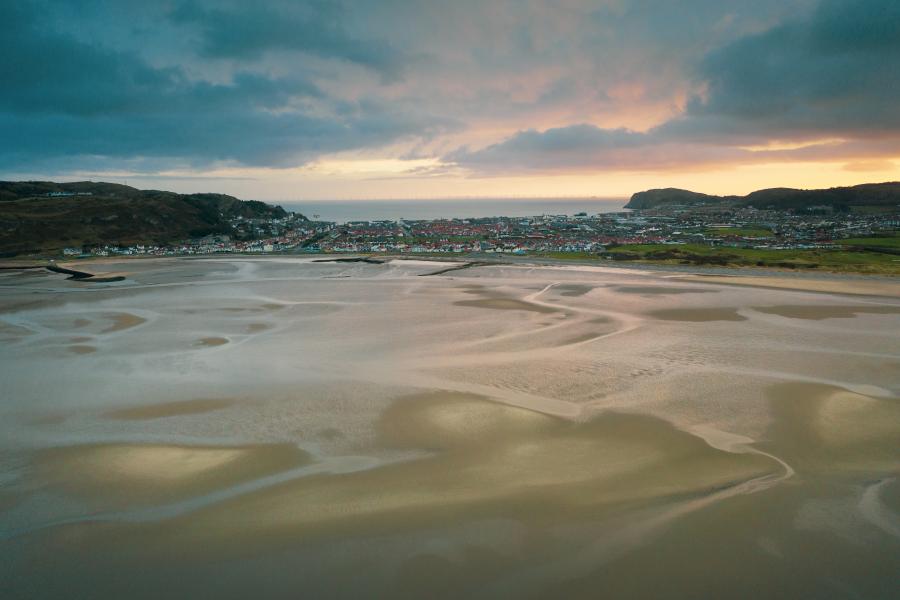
[1,0,898,182]
[453,0,900,173]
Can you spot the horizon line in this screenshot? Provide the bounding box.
[268,195,630,203]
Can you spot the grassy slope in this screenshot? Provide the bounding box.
[837,235,900,249]
[0,182,289,256]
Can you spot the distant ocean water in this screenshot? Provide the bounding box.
[278,198,628,222]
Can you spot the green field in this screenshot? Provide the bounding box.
[837,235,900,250]
[594,242,900,274]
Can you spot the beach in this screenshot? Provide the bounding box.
[1,256,898,599]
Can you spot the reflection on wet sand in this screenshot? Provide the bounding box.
[21,392,776,557]
[35,442,311,508]
[765,382,900,474]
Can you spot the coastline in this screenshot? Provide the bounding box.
[6,251,897,296]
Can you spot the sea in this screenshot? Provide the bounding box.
[278,197,628,223]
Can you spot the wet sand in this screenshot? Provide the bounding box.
[106,398,235,420]
[454,297,558,313]
[765,382,900,474]
[556,284,596,297]
[35,442,311,508]
[615,285,717,295]
[753,304,900,320]
[648,307,747,321]
[67,344,97,355]
[0,256,898,599]
[58,394,773,550]
[101,312,147,333]
[194,336,229,347]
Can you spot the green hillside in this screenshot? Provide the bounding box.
[626,182,900,211]
[0,181,293,256]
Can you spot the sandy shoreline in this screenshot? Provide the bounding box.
[5,251,898,289]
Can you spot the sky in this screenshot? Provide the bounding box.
[2,0,899,200]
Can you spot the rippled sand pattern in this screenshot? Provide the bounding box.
[0,257,898,599]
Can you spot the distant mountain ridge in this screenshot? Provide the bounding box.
[0,181,296,256]
[625,182,900,210]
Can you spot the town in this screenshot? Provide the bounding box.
[67,203,899,264]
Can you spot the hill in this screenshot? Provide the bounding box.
[623,188,727,209]
[625,182,900,211]
[0,181,295,256]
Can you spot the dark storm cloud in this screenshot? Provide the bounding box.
[0,104,433,170]
[0,3,171,117]
[0,1,437,171]
[454,0,900,173]
[678,0,900,137]
[169,1,407,80]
